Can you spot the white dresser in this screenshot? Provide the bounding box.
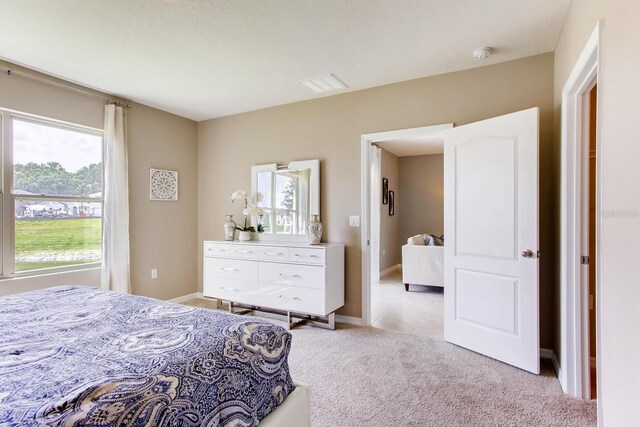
[203,240,344,328]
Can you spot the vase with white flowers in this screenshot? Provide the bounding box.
[231,190,263,241]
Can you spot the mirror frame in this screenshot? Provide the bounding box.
[250,159,320,241]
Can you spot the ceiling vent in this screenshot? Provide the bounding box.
[299,73,348,93]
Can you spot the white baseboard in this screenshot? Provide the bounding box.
[380,264,401,276]
[167,292,203,303]
[540,348,560,376]
[335,315,366,326]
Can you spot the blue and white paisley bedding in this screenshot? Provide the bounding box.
[0,286,294,426]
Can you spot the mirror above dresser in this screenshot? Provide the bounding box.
[251,159,319,241]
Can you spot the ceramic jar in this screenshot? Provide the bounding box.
[307,214,323,245]
[224,215,236,241]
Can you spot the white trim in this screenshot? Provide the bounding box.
[167,292,203,303]
[360,124,453,327]
[559,21,602,404]
[380,263,401,277]
[335,315,365,326]
[540,348,561,377]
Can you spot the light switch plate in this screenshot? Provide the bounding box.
[349,215,360,227]
[151,269,158,279]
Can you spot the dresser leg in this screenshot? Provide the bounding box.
[287,311,310,330]
[287,312,336,331]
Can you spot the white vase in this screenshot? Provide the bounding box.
[238,230,251,241]
[307,214,323,245]
[224,215,236,241]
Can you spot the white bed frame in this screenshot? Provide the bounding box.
[259,381,311,427]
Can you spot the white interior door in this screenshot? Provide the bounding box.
[444,108,540,374]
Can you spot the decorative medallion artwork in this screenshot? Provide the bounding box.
[150,168,178,201]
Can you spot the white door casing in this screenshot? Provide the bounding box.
[444,108,540,374]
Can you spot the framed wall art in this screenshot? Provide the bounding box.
[150,168,178,201]
[382,178,389,204]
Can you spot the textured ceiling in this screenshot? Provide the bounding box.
[0,0,572,121]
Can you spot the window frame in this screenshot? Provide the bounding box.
[0,108,104,278]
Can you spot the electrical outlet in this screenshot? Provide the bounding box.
[349,215,360,227]
[382,249,386,256]
[151,269,158,279]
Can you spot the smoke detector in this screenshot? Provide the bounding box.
[472,47,493,60]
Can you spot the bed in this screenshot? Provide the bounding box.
[0,286,310,426]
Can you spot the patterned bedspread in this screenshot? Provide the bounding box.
[0,286,294,426]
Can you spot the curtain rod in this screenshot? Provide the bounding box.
[1,66,132,109]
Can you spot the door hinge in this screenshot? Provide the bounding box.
[581,255,590,265]
[367,240,370,246]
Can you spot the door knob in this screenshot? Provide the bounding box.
[521,249,534,258]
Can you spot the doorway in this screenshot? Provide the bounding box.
[369,132,447,337]
[360,124,452,329]
[362,108,541,374]
[559,22,601,402]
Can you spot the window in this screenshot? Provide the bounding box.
[1,110,103,275]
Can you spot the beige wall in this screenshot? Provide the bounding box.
[554,0,640,423]
[198,53,556,348]
[379,148,400,271]
[0,60,198,300]
[398,154,444,243]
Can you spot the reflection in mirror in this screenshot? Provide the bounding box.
[251,159,319,239]
[256,168,310,235]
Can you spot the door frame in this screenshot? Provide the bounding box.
[559,21,602,403]
[360,123,452,326]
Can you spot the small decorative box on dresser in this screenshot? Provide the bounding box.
[203,240,345,329]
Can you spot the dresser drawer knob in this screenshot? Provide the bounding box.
[235,250,252,254]
[219,286,239,291]
[294,253,319,258]
[278,295,301,301]
[264,252,284,256]
[221,267,240,272]
[279,273,301,278]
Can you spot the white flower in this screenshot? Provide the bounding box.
[231,190,247,202]
[243,205,263,217]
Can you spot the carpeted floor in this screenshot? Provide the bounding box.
[287,324,597,427]
[182,299,596,426]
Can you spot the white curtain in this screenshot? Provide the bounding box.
[370,145,382,283]
[101,104,131,293]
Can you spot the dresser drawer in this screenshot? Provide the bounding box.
[288,247,325,265]
[204,243,259,259]
[259,262,325,290]
[205,258,258,281]
[262,285,326,316]
[258,246,289,262]
[229,245,260,259]
[204,242,233,257]
[203,277,261,305]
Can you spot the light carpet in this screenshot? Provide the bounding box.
[287,324,596,427]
